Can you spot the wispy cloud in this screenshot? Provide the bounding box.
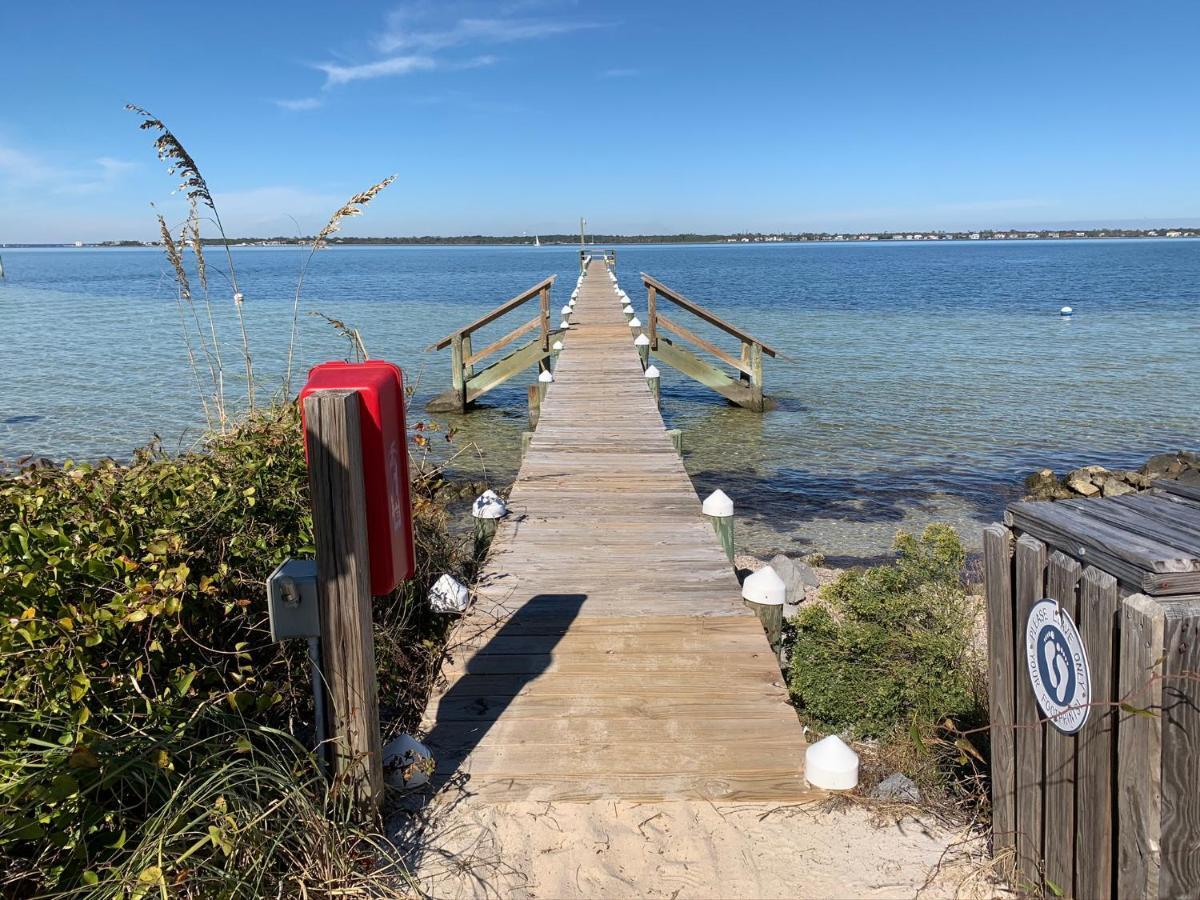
[600,67,639,78]
[275,96,324,111]
[0,142,136,194]
[303,3,607,93]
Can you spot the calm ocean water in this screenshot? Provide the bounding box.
[2,240,1198,561]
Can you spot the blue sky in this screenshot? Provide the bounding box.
[2,1,1198,242]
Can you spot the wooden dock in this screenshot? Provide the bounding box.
[420,256,812,803]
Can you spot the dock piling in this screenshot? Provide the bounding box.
[702,489,735,564]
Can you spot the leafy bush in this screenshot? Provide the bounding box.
[787,525,981,739]
[0,404,467,895]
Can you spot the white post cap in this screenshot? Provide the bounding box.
[623,304,635,314]
[552,339,564,351]
[571,289,579,298]
[383,734,433,790]
[804,735,859,790]
[560,304,572,315]
[741,566,786,606]
[538,369,554,383]
[702,488,734,517]
[559,319,570,329]
[644,364,660,378]
[634,333,650,346]
[428,573,469,614]
[472,489,508,519]
[628,316,641,328]
[568,297,576,306]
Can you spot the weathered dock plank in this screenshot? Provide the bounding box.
[420,257,812,803]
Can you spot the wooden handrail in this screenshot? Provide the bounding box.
[466,314,542,367]
[656,311,753,377]
[428,275,556,351]
[641,273,779,357]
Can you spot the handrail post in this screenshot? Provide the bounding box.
[647,285,658,350]
[461,333,474,380]
[450,334,467,411]
[538,285,551,374]
[749,342,764,411]
[303,389,384,811]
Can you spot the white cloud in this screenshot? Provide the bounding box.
[210,186,348,234]
[275,97,324,111]
[0,142,58,184]
[376,12,600,53]
[0,143,136,194]
[317,53,438,86]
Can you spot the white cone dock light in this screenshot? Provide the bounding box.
[559,319,570,330]
[383,734,434,790]
[741,565,786,655]
[644,364,661,407]
[634,332,651,366]
[550,338,564,371]
[622,303,635,316]
[805,735,859,790]
[568,297,576,308]
[702,489,735,564]
[628,316,642,334]
[472,489,508,557]
[428,573,470,614]
[560,304,572,316]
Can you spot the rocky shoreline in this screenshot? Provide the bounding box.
[1023,450,1200,501]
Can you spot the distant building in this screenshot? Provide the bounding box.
[969,233,980,240]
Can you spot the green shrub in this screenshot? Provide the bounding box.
[0,404,466,895]
[787,525,980,739]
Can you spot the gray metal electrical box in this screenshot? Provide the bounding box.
[266,558,320,641]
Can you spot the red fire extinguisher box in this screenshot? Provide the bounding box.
[299,361,415,595]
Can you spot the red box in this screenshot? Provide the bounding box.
[299,361,415,595]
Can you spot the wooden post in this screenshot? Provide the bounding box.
[667,428,683,454]
[702,490,735,564]
[527,384,541,429]
[538,285,551,374]
[983,524,1016,873]
[521,431,533,458]
[450,334,467,411]
[749,342,764,411]
[645,365,660,408]
[461,333,474,380]
[647,285,657,349]
[302,389,384,810]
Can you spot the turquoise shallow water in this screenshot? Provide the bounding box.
[1,240,1198,560]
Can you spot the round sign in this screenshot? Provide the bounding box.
[1025,599,1091,734]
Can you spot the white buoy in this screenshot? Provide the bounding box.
[628,316,641,328]
[472,490,508,520]
[702,489,734,517]
[428,574,469,614]
[383,734,434,790]
[552,339,564,351]
[741,566,786,606]
[539,369,554,383]
[561,304,572,316]
[1060,305,1073,318]
[804,735,860,790]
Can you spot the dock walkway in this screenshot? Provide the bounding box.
[421,257,811,803]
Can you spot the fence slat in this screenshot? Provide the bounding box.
[1075,566,1119,900]
[1014,534,1047,892]
[984,524,1017,865]
[1158,598,1200,899]
[1117,593,1164,899]
[1044,551,1081,898]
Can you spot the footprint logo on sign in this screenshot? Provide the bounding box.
[1041,630,1071,705]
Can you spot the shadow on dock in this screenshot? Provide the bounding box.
[421,592,585,786]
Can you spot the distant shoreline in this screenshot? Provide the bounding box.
[4,228,1200,250]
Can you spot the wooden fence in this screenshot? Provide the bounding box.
[641,274,779,412]
[426,276,558,412]
[985,484,1200,898]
